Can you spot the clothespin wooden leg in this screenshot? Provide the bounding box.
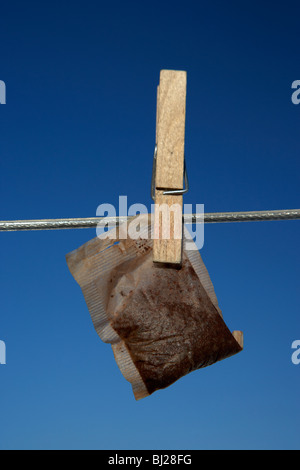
[153,70,187,266]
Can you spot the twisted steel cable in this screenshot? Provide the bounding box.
[0,209,299,232]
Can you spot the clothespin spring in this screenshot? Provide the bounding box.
[151,145,189,200]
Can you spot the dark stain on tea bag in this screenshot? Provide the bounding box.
[107,247,242,396]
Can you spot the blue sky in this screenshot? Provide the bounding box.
[0,0,299,450]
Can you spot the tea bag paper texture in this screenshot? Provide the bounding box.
[66,220,242,399]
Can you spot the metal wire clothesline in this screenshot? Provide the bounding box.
[1,209,300,231]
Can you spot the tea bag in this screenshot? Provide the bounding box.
[66,215,242,400]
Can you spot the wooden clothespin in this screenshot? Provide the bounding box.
[152,70,187,266]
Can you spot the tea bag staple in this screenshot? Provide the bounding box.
[66,217,242,400]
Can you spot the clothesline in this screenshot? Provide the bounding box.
[0,209,300,231]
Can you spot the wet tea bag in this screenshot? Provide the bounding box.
[66,215,242,400]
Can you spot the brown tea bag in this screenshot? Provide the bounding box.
[66,216,242,400]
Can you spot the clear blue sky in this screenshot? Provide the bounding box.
[0,0,299,450]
